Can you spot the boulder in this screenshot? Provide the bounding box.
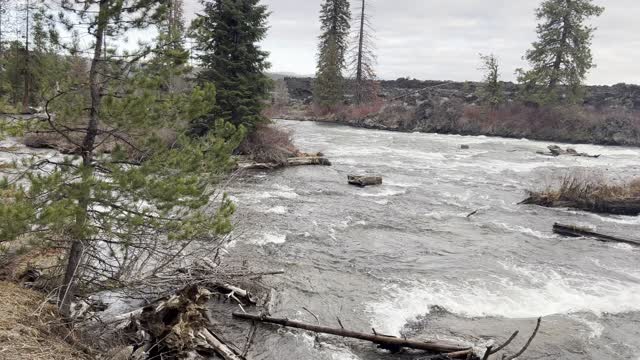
[348,175,382,187]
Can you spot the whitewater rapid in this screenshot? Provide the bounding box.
[225,120,640,360]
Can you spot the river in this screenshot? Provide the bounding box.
[225,120,640,360]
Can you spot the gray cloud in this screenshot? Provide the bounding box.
[184,0,639,85]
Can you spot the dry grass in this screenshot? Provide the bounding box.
[237,123,299,164]
[0,281,90,360]
[0,162,15,170]
[524,175,640,215]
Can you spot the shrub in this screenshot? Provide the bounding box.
[237,124,299,164]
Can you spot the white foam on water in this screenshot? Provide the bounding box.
[292,332,361,360]
[366,262,640,336]
[264,206,288,214]
[384,179,422,188]
[356,188,407,197]
[253,233,287,245]
[609,243,636,251]
[570,314,604,339]
[492,222,557,239]
[255,190,299,200]
[424,210,468,220]
[272,183,295,192]
[587,213,640,225]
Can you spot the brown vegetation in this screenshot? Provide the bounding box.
[336,99,384,121]
[522,175,640,215]
[237,123,299,164]
[21,127,179,161]
[0,281,90,360]
[461,104,640,146]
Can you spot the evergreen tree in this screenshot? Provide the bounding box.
[350,0,377,105]
[191,0,271,131]
[478,53,503,107]
[314,0,350,110]
[517,0,604,104]
[154,0,190,93]
[1,0,243,317]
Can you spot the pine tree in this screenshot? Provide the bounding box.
[350,0,377,105]
[517,0,604,104]
[154,0,189,93]
[314,0,350,110]
[1,0,243,317]
[191,0,271,131]
[478,53,503,107]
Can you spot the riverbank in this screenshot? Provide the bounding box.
[0,281,90,360]
[274,78,640,147]
[274,103,640,147]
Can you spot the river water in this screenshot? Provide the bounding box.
[225,120,640,360]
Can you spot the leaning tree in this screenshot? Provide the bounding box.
[517,0,604,104]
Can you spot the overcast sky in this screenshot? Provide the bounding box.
[183,0,639,85]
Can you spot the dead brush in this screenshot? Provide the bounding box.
[237,123,299,164]
[524,174,640,215]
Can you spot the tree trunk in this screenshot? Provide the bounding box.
[232,312,471,356]
[0,0,4,57]
[59,0,108,318]
[354,0,366,104]
[22,0,30,111]
[553,223,640,246]
[58,239,84,316]
[549,1,571,89]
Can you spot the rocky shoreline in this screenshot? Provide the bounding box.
[274,78,640,147]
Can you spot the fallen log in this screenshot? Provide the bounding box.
[232,312,472,357]
[237,156,331,170]
[553,223,640,247]
[348,175,383,187]
[287,156,331,166]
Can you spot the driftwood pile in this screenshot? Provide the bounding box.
[537,145,600,158]
[101,280,542,360]
[108,285,245,360]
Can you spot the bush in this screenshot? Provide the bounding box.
[236,124,299,164]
